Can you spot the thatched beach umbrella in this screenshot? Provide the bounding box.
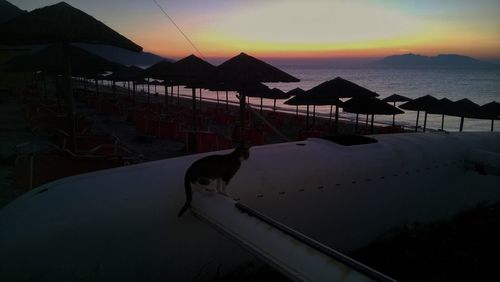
[0,2,141,51]
[285,92,342,128]
[150,79,163,94]
[3,44,122,74]
[108,65,145,99]
[0,2,142,151]
[426,98,453,131]
[216,52,299,141]
[443,98,484,132]
[399,95,440,132]
[305,77,379,132]
[287,87,306,116]
[481,101,500,132]
[144,60,174,106]
[245,84,290,112]
[382,94,412,126]
[343,97,404,133]
[163,55,216,130]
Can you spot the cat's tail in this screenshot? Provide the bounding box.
[178,177,192,217]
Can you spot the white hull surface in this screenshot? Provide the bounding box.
[1,132,499,281]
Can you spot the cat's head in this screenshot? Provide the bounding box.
[235,143,250,160]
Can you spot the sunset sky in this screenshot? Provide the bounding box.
[9,0,500,60]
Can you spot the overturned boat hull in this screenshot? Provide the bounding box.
[1,132,499,281]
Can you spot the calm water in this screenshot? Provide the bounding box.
[148,66,500,132]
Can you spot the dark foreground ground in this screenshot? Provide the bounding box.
[351,201,500,282]
[232,201,500,282]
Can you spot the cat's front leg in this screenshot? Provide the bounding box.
[220,181,229,196]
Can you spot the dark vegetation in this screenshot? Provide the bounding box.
[352,201,500,281]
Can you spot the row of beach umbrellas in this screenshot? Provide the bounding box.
[1,1,498,149]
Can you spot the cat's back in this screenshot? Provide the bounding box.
[186,154,229,175]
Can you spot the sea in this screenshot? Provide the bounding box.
[140,63,500,132]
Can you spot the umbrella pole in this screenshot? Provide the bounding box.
[459,117,464,132]
[392,102,396,126]
[355,114,359,132]
[95,78,99,97]
[164,84,168,115]
[192,88,197,131]
[133,81,136,102]
[177,85,180,105]
[216,91,219,106]
[306,105,310,129]
[240,91,246,143]
[225,91,229,112]
[415,110,420,132]
[62,43,76,152]
[365,114,369,128]
[296,105,298,117]
[329,105,333,126]
[260,97,263,113]
[199,88,202,112]
[334,104,339,133]
[170,85,174,106]
[491,120,494,132]
[370,114,374,134]
[441,114,445,131]
[127,81,130,97]
[312,105,316,126]
[147,78,150,104]
[273,99,277,112]
[423,112,428,132]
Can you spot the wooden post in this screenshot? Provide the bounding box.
[415,110,420,132]
[423,112,428,132]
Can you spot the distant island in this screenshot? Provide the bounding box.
[369,53,499,69]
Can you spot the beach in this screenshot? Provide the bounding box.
[1,75,498,282]
[0,78,383,207]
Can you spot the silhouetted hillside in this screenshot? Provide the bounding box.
[370,53,499,69]
[75,43,170,67]
[0,0,26,24]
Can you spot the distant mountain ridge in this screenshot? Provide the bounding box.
[370,53,499,69]
[75,43,170,68]
[0,0,26,24]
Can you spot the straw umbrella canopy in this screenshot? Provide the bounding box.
[285,92,342,128]
[216,52,299,141]
[481,101,500,132]
[0,2,142,151]
[0,2,141,51]
[107,65,145,99]
[144,60,173,79]
[399,95,440,132]
[144,60,175,106]
[305,77,379,131]
[287,87,306,117]
[3,44,122,74]
[343,97,404,133]
[149,79,163,93]
[168,55,216,130]
[382,94,412,126]
[426,98,454,131]
[244,84,290,112]
[443,98,484,132]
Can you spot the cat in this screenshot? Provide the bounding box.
[177,145,250,217]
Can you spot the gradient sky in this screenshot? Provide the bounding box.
[9,0,500,60]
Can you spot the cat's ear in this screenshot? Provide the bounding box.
[240,141,251,150]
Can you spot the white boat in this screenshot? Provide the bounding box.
[1,132,499,281]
